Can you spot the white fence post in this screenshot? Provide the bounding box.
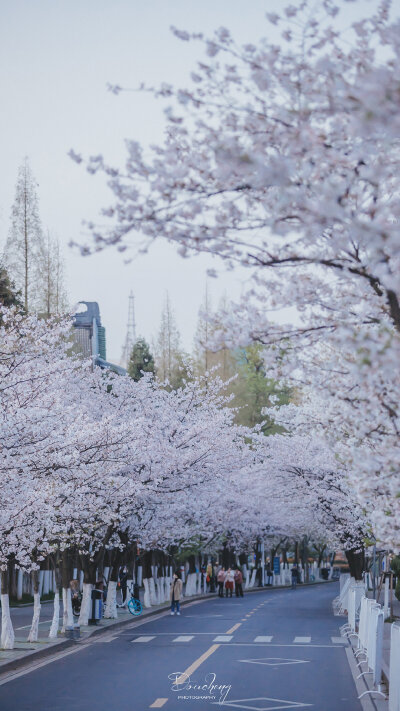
[357,600,385,701]
[384,577,390,620]
[389,623,400,711]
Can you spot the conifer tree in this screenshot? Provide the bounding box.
[3,158,44,312]
[128,338,155,381]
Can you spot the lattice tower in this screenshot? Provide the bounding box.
[121,291,137,369]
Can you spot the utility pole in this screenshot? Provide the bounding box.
[120,291,137,369]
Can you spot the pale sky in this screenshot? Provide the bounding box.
[0,0,373,362]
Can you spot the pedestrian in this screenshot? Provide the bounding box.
[224,568,234,598]
[217,567,225,597]
[170,571,183,615]
[206,563,212,592]
[118,566,128,605]
[234,568,244,597]
[266,564,273,586]
[291,565,299,589]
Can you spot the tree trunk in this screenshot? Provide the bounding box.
[78,554,98,627]
[1,568,15,649]
[27,570,41,642]
[142,551,153,608]
[345,548,364,581]
[104,550,123,619]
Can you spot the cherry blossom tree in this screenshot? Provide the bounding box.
[73,0,400,551]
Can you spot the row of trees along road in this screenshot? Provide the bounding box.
[0,289,367,649]
[74,0,400,560]
[2,157,67,316]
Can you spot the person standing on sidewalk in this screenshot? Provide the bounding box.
[224,568,234,598]
[234,568,244,597]
[217,567,225,597]
[170,571,183,615]
[291,565,299,589]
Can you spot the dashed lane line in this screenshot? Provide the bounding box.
[254,636,273,642]
[226,623,241,634]
[131,636,155,643]
[293,637,311,644]
[175,643,220,685]
[172,636,194,642]
[213,635,233,642]
[149,699,168,708]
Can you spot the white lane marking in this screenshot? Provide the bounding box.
[331,637,347,644]
[149,699,168,708]
[238,657,310,666]
[120,630,222,637]
[173,636,194,642]
[0,644,91,686]
[15,618,63,631]
[293,637,311,643]
[93,635,120,643]
[131,636,155,643]
[211,696,312,709]
[226,643,339,648]
[213,635,233,642]
[254,636,273,642]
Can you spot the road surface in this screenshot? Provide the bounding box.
[0,583,362,711]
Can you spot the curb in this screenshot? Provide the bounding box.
[0,578,334,677]
[0,595,208,677]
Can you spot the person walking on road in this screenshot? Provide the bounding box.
[234,568,244,597]
[170,571,183,615]
[217,567,225,597]
[266,564,273,586]
[291,565,299,589]
[224,568,234,598]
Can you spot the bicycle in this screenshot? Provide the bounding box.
[126,582,143,616]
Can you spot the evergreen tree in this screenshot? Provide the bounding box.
[0,263,22,308]
[3,158,44,312]
[128,338,155,381]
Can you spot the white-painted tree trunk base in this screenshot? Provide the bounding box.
[27,592,41,642]
[143,578,151,608]
[43,570,50,595]
[17,570,23,600]
[249,569,256,588]
[49,590,60,638]
[186,573,197,596]
[1,594,15,649]
[104,580,118,618]
[245,570,250,589]
[149,577,157,605]
[78,583,93,627]
[61,587,74,632]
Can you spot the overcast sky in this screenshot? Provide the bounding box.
[0,0,373,362]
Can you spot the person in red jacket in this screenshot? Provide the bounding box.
[234,568,244,597]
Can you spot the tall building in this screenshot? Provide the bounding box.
[72,301,126,375]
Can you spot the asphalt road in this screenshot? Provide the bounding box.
[10,602,59,638]
[0,583,362,711]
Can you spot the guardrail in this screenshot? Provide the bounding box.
[389,623,400,711]
[333,573,351,615]
[344,592,386,701]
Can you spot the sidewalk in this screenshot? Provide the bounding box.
[0,578,334,676]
